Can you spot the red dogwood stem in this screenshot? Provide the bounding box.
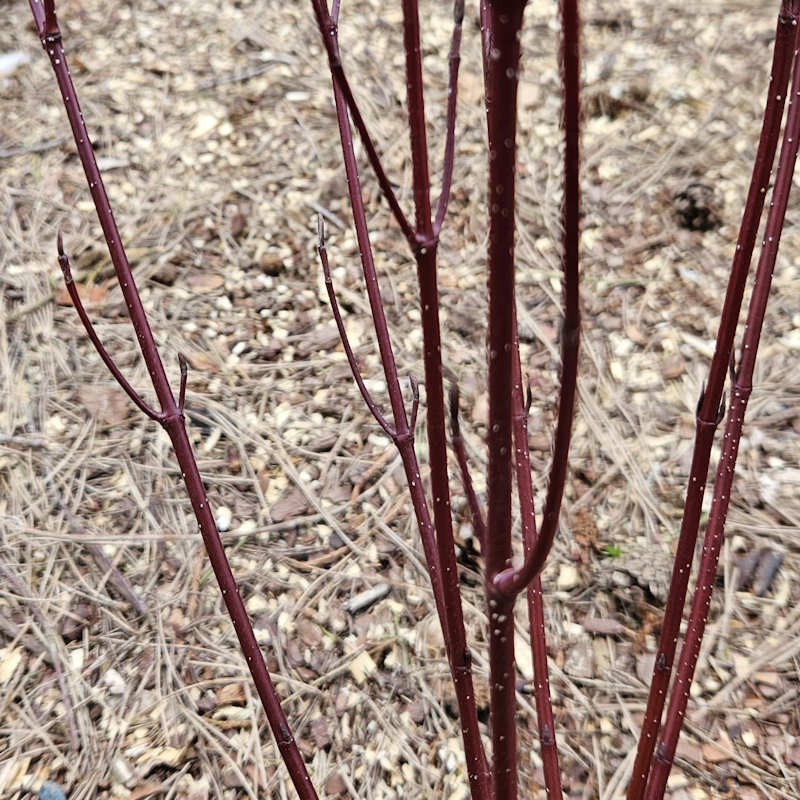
[510,308,563,799]
[29,4,318,796]
[492,0,581,600]
[482,2,527,797]
[644,15,800,796]
[627,4,800,795]
[311,4,490,795]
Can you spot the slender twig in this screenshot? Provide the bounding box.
[643,24,800,797]
[29,6,318,796]
[400,3,489,790]
[401,2,490,793]
[309,0,416,246]
[311,3,490,796]
[449,385,487,551]
[433,0,465,234]
[627,5,800,796]
[56,237,162,422]
[318,220,397,438]
[493,0,581,600]
[510,308,562,799]
[401,0,434,235]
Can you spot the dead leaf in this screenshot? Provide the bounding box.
[216,683,247,705]
[702,731,732,763]
[56,281,109,309]
[183,350,219,372]
[582,617,629,637]
[59,601,98,642]
[77,384,130,424]
[230,212,247,239]
[127,782,164,800]
[296,618,322,648]
[186,273,225,292]
[661,355,685,379]
[270,488,309,522]
[324,773,347,797]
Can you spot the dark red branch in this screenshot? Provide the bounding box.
[493,0,581,600]
[318,221,397,439]
[449,385,487,551]
[510,309,563,799]
[30,6,318,796]
[433,0,465,234]
[56,237,162,422]
[312,4,490,796]
[403,3,488,787]
[310,0,416,246]
[644,14,800,796]
[627,5,800,796]
[401,0,434,236]
[482,2,527,797]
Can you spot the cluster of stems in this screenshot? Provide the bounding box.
[26,0,798,797]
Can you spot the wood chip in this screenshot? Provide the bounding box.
[348,651,377,685]
[269,488,310,522]
[582,617,629,637]
[343,582,391,615]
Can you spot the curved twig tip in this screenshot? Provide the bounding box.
[56,233,72,281]
[178,353,188,412]
[448,383,461,436]
[409,375,420,432]
[696,381,706,417]
[317,214,325,249]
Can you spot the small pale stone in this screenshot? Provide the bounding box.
[215,506,232,532]
[557,563,581,591]
[246,594,269,614]
[104,667,125,695]
[348,651,377,685]
[110,755,135,785]
[741,729,757,747]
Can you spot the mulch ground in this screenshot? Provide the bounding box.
[1,1,798,798]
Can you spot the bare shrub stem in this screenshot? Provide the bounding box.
[311,3,490,796]
[628,5,800,795]
[481,3,527,797]
[28,4,318,797]
[644,16,800,795]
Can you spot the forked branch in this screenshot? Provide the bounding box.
[643,18,800,796]
[311,2,489,797]
[493,0,581,601]
[29,4,319,797]
[628,4,800,795]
